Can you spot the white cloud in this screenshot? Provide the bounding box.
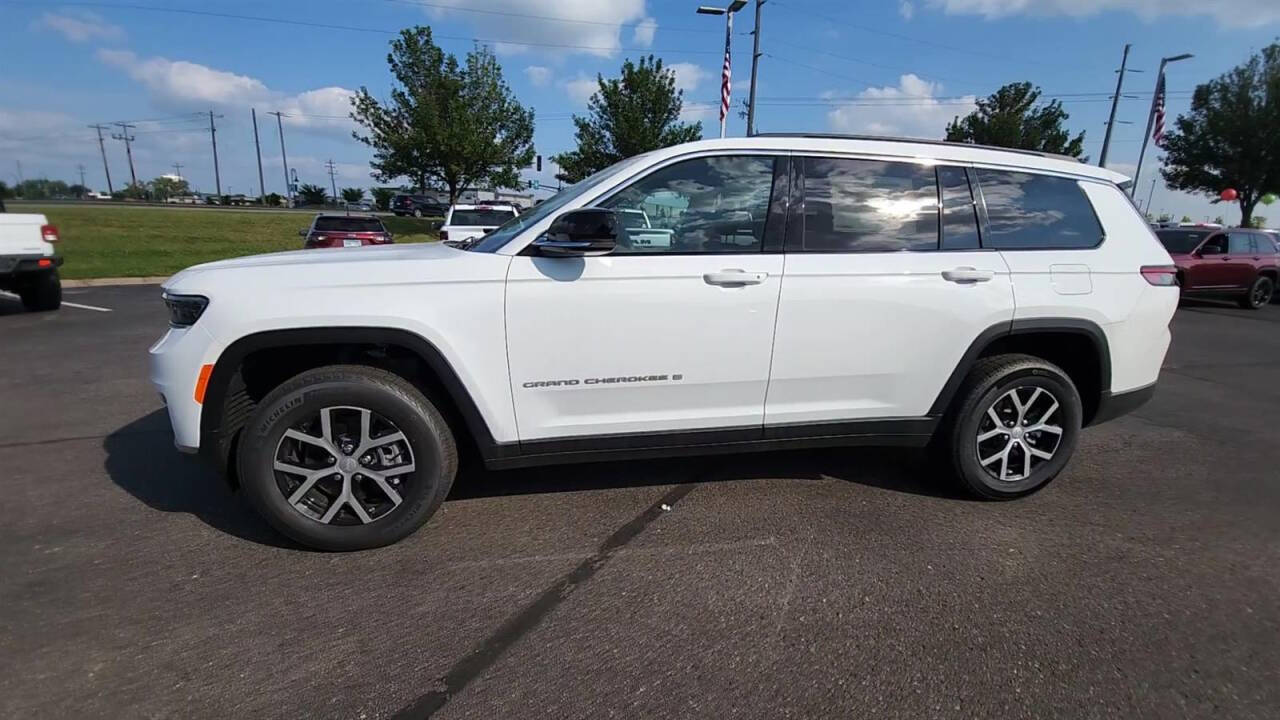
[564,74,599,105]
[34,10,124,43]
[669,62,710,93]
[928,0,1280,28]
[419,0,648,57]
[899,2,916,20]
[524,65,553,87]
[826,74,976,139]
[96,50,355,133]
[633,17,658,46]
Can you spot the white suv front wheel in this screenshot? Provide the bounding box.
[237,365,457,551]
[945,354,1083,499]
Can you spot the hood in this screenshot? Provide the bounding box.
[163,241,507,295]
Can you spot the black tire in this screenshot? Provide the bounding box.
[18,271,61,312]
[943,353,1082,500]
[412,207,424,218]
[237,364,457,551]
[1238,275,1274,309]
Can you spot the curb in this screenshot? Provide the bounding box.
[63,277,168,288]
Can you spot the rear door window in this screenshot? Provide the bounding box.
[799,157,938,252]
[939,166,980,250]
[314,217,385,232]
[976,170,1103,249]
[1227,232,1252,255]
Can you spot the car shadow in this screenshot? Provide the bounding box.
[103,410,300,549]
[104,410,969,548]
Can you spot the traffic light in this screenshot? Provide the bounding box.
[536,155,542,172]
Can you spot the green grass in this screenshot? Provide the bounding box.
[10,203,441,279]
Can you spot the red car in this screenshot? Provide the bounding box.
[1155,227,1280,309]
[300,214,393,249]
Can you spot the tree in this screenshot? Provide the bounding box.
[341,187,365,203]
[1161,44,1280,229]
[1251,215,1268,228]
[1213,216,1225,225]
[264,192,283,207]
[945,82,1086,158]
[68,184,88,198]
[351,27,535,204]
[1181,215,1193,223]
[149,176,190,201]
[297,184,328,206]
[551,55,703,183]
[15,178,71,199]
[371,187,397,211]
[0,181,10,198]
[1158,213,1172,223]
[113,183,147,201]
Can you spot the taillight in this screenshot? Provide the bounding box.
[439,230,448,241]
[1141,265,1178,286]
[41,224,59,243]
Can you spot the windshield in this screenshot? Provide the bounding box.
[467,153,655,252]
[448,209,515,226]
[314,217,384,232]
[1155,229,1210,254]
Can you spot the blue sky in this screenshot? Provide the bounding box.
[2,0,1279,222]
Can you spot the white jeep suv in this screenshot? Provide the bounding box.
[150,135,1178,551]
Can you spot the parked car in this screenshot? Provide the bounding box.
[391,194,447,218]
[438,204,518,245]
[344,200,375,213]
[299,214,393,249]
[1155,227,1280,308]
[152,134,1177,551]
[0,211,62,311]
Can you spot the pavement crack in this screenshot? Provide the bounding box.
[390,482,699,720]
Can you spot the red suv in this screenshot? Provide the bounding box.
[299,215,393,249]
[1155,227,1279,309]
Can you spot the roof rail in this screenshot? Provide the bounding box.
[750,132,1084,164]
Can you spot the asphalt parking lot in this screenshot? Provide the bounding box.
[2,284,1278,719]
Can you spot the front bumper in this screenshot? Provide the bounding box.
[149,323,220,452]
[1087,383,1156,427]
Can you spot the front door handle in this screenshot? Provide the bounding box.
[704,269,767,286]
[941,267,995,284]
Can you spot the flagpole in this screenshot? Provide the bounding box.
[1132,53,1192,197]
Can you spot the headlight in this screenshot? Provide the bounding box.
[163,292,209,328]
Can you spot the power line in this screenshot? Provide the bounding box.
[382,0,710,32]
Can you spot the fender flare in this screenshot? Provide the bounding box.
[927,318,1111,418]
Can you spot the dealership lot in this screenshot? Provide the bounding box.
[1,285,1278,719]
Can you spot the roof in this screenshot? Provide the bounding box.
[652,135,1129,185]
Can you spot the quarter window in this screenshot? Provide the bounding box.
[976,170,1103,249]
[599,155,778,254]
[800,157,938,252]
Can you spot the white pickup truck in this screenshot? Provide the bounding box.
[0,208,63,311]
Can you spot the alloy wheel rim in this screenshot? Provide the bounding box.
[975,386,1064,483]
[1253,282,1271,306]
[272,406,415,525]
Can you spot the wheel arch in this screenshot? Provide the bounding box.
[199,327,500,480]
[929,318,1111,426]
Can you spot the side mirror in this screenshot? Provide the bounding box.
[533,208,619,257]
[1199,244,1222,256]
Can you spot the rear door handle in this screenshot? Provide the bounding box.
[704,269,767,286]
[941,267,995,284]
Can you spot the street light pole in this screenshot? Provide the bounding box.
[1132,53,1193,196]
[697,1,747,139]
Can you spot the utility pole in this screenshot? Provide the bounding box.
[89,124,114,194]
[15,160,23,183]
[1099,43,1133,168]
[208,110,223,196]
[267,111,291,206]
[746,0,764,136]
[172,162,184,179]
[111,122,137,187]
[76,164,86,193]
[325,159,338,203]
[1145,177,1158,216]
[251,108,266,204]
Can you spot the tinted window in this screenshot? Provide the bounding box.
[1155,229,1211,254]
[1201,234,1227,254]
[600,155,777,254]
[314,217,384,232]
[801,157,937,252]
[1264,233,1280,254]
[1228,232,1252,254]
[939,166,980,250]
[449,209,515,226]
[977,170,1103,249]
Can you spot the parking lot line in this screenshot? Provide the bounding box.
[62,301,113,312]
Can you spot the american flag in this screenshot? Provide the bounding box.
[1153,71,1167,148]
[719,22,732,124]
